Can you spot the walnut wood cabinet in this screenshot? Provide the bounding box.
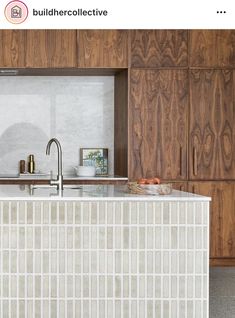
[189,182,235,261]
[25,30,77,68]
[129,69,188,181]
[129,30,235,265]
[78,30,128,68]
[131,30,188,68]
[0,30,128,69]
[190,30,235,67]
[0,30,26,67]
[172,182,188,191]
[189,70,235,180]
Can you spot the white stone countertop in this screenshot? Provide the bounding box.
[0,174,128,181]
[0,185,211,201]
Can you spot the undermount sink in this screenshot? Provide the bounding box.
[27,185,111,197]
[28,184,83,197]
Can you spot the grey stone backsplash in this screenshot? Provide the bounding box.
[0,76,114,175]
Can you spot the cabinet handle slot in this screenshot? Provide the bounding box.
[193,147,198,176]
[180,146,183,176]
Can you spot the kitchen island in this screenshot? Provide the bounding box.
[0,185,210,318]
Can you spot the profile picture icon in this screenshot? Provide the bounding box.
[5,1,28,24]
[11,5,22,18]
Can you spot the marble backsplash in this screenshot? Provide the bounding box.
[0,76,114,175]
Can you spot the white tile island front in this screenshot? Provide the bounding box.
[0,185,210,318]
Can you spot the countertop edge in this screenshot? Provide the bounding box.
[0,196,212,202]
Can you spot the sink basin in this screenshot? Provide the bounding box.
[26,184,115,198]
[28,184,84,197]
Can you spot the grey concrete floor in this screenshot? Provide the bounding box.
[210,267,235,317]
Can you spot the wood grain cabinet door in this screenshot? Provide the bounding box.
[129,69,188,181]
[78,30,128,68]
[0,30,26,67]
[131,30,188,68]
[25,30,77,68]
[189,182,235,258]
[172,182,188,191]
[190,30,235,67]
[189,70,235,180]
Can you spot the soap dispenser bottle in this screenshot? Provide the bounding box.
[28,154,35,174]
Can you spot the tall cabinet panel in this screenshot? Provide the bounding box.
[0,30,26,67]
[129,69,188,181]
[189,70,235,180]
[25,30,77,68]
[189,182,235,259]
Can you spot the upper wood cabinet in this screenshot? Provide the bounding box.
[189,181,235,258]
[129,69,188,181]
[0,30,25,67]
[25,30,77,68]
[131,30,188,68]
[77,30,128,68]
[189,70,235,180]
[190,30,235,67]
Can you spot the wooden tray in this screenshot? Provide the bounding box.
[128,182,172,195]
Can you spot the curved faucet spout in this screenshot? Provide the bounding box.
[46,138,63,190]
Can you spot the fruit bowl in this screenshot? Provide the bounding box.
[128,182,172,195]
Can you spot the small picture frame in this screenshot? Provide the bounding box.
[80,148,108,176]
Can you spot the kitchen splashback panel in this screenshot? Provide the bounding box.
[0,77,114,175]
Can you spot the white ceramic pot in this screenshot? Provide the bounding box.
[74,166,96,177]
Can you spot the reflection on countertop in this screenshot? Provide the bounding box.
[0,174,128,181]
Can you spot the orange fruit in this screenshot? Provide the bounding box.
[138,178,148,184]
[153,177,161,184]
